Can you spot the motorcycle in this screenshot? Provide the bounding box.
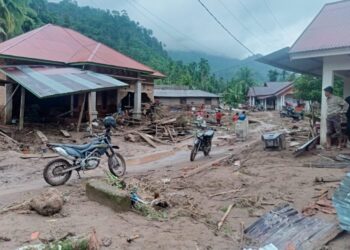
[280,106,304,121]
[43,117,126,186]
[190,126,215,161]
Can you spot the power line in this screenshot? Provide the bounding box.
[127,0,194,51]
[262,0,286,36]
[236,0,272,36]
[217,0,266,48]
[131,0,224,56]
[197,0,255,56]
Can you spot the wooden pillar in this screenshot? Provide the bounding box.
[264,98,267,111]
[19,87,25,130]
[320,64,334,145]
[4,83,13,124]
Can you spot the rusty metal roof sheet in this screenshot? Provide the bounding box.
[0,65,128,98]
[0,24,163,76]
[290,1,350,54]
[244,204,341,250]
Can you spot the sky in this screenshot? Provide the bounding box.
[50,0,333,59]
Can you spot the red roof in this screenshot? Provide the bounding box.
[290,1,350,54]
[0,24,163,75]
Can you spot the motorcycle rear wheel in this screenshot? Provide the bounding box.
[43,159,72,186]
[108,152,126,177]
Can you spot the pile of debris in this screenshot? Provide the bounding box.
[123,116,194,147]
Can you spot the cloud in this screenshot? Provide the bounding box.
[49,0,332,59]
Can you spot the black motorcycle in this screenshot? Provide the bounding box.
[43,117,126,186]
[190,128,214,161]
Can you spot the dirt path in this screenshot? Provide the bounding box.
[3,112,347,249]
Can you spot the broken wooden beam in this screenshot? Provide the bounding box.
[0,130,19,145]
[314,176,342,183]
[77,93,86,132]
[20,153,58,159]
[302,162,350,169]
[133,131,157,148]
[60,130,71,138]
[36,130,48,143]
[217,204,234,230]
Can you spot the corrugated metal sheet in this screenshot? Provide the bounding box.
[0,65,128,98]
[248,82,293,97]
[333,172,350,231]
[244,204,341,250]
[290,1,350,53]
[0,24,164,77]
[154,89,219,98]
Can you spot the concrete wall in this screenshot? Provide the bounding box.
[156,97,219,107]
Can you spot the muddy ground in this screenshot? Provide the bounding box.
[0,111,350,249]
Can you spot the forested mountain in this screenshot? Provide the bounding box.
[0,0,284,106]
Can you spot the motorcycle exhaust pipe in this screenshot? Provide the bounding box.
[53,147,76,161]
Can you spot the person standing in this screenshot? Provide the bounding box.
[324,86,348,149]
[216,110,223,126]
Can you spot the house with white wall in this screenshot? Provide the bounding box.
[258,0,350,144]
[248,82,295,111]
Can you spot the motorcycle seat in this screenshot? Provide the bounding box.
[48,143,92,151]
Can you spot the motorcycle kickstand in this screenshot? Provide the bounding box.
[76,170,81,179]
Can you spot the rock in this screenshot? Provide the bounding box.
[101,237,112,247]
[29,188,64,216]
[124,134,137,142]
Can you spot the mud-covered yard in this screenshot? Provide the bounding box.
[0,112,350,249]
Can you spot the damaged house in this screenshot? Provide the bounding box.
[247,81,295,110]
[0,24,164,129]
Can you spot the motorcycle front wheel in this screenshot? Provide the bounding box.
[43,159,72,186]
[190,144,199,161]
[108,152,126,177]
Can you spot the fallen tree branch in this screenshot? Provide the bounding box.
[217,203,234,230]
[209,189,241,198]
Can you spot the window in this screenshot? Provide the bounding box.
[205,98,211,105]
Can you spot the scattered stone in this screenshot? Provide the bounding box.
[101,237,112,247]
[0,236,11,242]
[29,188,64,216]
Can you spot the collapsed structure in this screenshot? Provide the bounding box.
[0,24,164,129]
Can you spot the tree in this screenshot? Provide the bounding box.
[294,75,343,103]
[268,69,279,82]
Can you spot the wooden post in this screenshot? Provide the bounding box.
[70,95,74,117]
[88,92,93,135]
[19,87,25,130]
[77,93,86,132]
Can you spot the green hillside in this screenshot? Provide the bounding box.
[0,0,280,104]
[168,50,275,83]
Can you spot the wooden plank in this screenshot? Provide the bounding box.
[165,126,175,142]
[0,84,19,114]
[36,130,48,143]
[19,87,25,130]
[60,130,71,138]
[184,154,231,178]
[0,131,19,145]
[133,131,157,148]
[20,153,58,159]
[77,93,86,132]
